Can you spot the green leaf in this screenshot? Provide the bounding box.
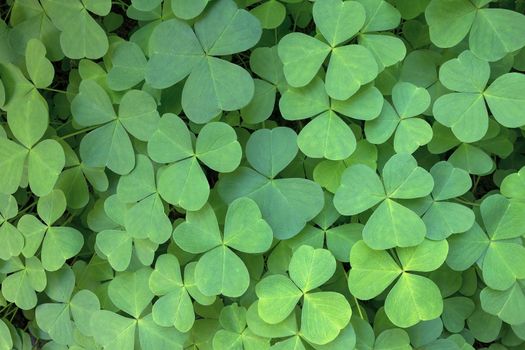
[374,329,411,350]
[480,284,525,325]
[196,122,242,172]
[25,39,54,88]
[470,9,525,61]
[107,41,147,91]
[0,138,28,194]
[41,227,84,271]
[481,194,525,240]
[382,153,434,199]
[171,0,208,20]
[483,241,525,291]
[348,241,402,300]
[312,0,366,47]
[251,0,286,29]
[7,89,48,148]
[301,292,351,345]
[90,310,136,349]
[256,275,302,324]
[425,0,476,48]
[363,199,426,249]
[392,82,430,118]
[108,268,153,319]
[71,80,116,127]
[326,45,378,100]
[157,157,209,211]
[194,245,250,297]
[58,8,109,59]
[28,139,65,197]
[385,273,443,328]
[223,197,273,253]
[484,73,525,128]
[195,0,261,56]
[297,111,357,160]
[147,113,194,164]
[438,50,489,93]
[118,89,160,141]
[246,127,298,178]
[397,239,448,272]
[182,57,255,123]
[278,33,331,88]
[289,246,336,292]
[0,320,12,350]
[79,121,135,175]
[37,189,67,226]
[173,203,222,254]
[96,230,133,272]
[145,18,204,89]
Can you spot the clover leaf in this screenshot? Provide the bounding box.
[116,154,171,244]
[334,153,434,249]
[95,195,159,272]
[365,82,432,153]
[279,0,378,100]
[421,161,475,239]
[348,239,447,327]
[433,50,525,142]
[426,0,525,61]
[447,194,525,290]
[213,303,270,350]
[0,194,23,261]
[280,76,384,160]
[71,80,160,175]
[217,127,324,239]
[145,0,262,123]
[90,268,188,349]
[147,113,241,211]
[256,246,351,345]
[1,256,47,310]
[173,197,273,297]
[18,190,83,272]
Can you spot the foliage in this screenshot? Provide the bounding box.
[0,0,525,349]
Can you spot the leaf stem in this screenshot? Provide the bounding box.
[41,87,67,94]
[453,198,480,207]
[59,125,98,140]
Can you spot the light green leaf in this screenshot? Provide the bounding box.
[157,157,209,211]
[147,113,194,164]
[41,227,84,271]
[363,199,426,249]
[79,121,135,175]
[326,45,378,100]
[108,268,153,319]
[301,292,351,345]
[484,73,525,128]
[118,89,160,141]
[196,122,242,173]
[173,203,222,254]
[194,0,261,56]
[246,127,298,178]
[182,57,255,123]
[348,241,402,300]
[194,245,250,297]
[256,275,302,325]
[312,0,366,47]
[223,197,273,254]
[278,33,331,87]
[28,139,65,197]
[289,246,335,292]
[96,230,132,272]
[385,273,443,328]
[25,38,54,88]
[297,111,357,160]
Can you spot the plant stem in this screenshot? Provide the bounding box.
[59,125,98,140]
[41,87,67,94]
[454,198,480,207]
